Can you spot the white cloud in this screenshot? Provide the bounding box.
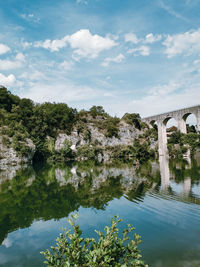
[20,70,45,81]
[20,81,101,103]
[127,45,150,56]
[59,61,74,71]
[193,59,200,65]
[102,53,125,67]
[129,83,200,117]
[0,53,25,70]
[0,60,22,70]
[0,44,10,55]
[35,29,117,59]
[124,33,139,44]
[144,33,162,44]
[148,81,180,96]
[66,29,117,59]
[15,53,25,62]
[163,29,200,58]
[0,73,16,86]
[22,41,32,49]
[35,37,68,52]
[20,13,40,23]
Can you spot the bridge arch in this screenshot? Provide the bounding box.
[142,105,200,156]
[182,113,197,133]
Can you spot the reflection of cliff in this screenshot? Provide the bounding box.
[0,163,152,245]
[0,159,200,246]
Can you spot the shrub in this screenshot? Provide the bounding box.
[1,136,11,147]
[133,140,151,162]
[122,113,141,130]
[89,105,107,118]
[181,132,200,154]
[168,130,182,145]
[76,144,102,160]
[103,117,120,138]
[41,214,147,267]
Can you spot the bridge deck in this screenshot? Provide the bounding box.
[142,105,200,121]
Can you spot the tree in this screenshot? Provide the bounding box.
[89,106,107,118]
[122,113,141,130]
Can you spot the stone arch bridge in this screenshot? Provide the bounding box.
[142,105,200,156]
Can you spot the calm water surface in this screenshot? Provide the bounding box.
[0,157,200,267]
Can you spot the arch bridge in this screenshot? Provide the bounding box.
[142,105,200,156]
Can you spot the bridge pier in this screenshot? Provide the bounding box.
[177,116,187,134]
[195,111,200,132]
[159,154,170,190]
[157,120,168,156]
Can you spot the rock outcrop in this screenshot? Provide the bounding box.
[0,136,36,169]
[55,121,141,151]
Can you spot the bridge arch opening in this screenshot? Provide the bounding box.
[183,113,197,133]
[163,118,178,145]
[150,120,158,130]
[164,117,178,136]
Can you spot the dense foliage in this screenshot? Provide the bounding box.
[41,214,147,267]
[167,130,200,158]
[0,87,78,159]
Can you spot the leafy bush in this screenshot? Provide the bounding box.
[89,105,107,118]
[168,130,182,145]
[181,133,200,154]
[133,140,151,163]
[1,136,11,147]
[41,214,147,267]
[122,113,141,130]
[108,145,135,160]
[103,117,120,138]
[76,144,102,160]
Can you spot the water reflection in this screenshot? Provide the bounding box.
[0,159,200,266]
[159,154,170,191]
[159,151,200,203]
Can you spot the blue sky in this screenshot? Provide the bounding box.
[0,0,200,117]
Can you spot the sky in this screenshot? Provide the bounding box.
[0,0,200,118]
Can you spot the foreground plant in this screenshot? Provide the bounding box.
[41,214,147,267]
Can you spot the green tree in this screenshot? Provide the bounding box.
[122,113,141,130]
[89,106,107,118]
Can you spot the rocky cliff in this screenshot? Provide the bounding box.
[0,114,157,167]
[55,121,140,150]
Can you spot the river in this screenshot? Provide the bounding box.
[0,157,200,266]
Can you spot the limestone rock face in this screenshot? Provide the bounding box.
[55,121,141,152]
[55,131,88,151]
[0,136,36,169]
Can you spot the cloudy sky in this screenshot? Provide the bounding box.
[0,0,200,117]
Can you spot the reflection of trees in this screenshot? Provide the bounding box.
[0,159,200,246]
[169,159,200,184]
[0,162,151,245]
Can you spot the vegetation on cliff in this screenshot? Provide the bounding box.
[0,87,155,163]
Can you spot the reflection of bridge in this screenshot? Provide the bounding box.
[142,105,200,156]
[158,155,200,205]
